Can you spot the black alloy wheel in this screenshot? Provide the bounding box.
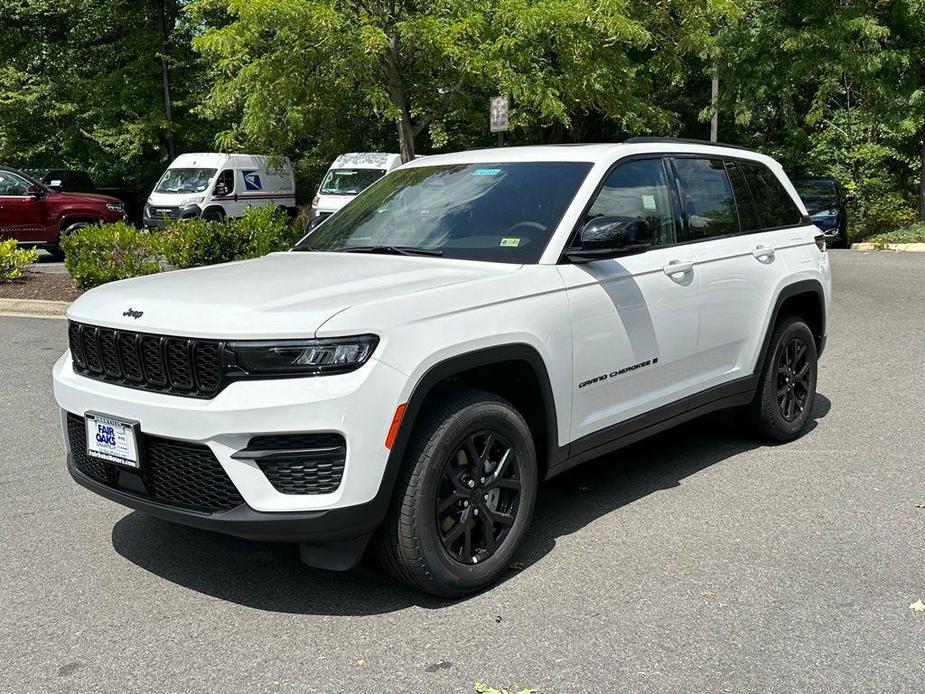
[435,430,522,565]
[776,336,812,421]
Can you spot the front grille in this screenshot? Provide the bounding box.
[67,413,244,513]
[247,433,346,495]
[149,206,180,219]
[68,322,225,398]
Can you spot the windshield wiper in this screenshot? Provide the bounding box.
[340,245,443,257]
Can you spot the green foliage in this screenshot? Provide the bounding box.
[866,223,925,246]
[161,205,299,269]
[61,223,163,288]
[0,239,38,282]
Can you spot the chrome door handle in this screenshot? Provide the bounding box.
[663,260,694,276]
[752,244,775,260]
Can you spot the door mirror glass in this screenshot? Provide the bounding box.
[566,216,652,261]
[25,184,45,197]
[213,183,228,197]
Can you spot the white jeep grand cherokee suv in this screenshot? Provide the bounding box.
[54,139,831,596]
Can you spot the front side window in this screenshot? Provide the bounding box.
[0,171,32,196]
[296,162,593,263]
[672,158,738,239]
[582,158,677,246]
[216,170,234,195]
[742,162,803,229]
[154,168,217,194]
[319,168,387,196]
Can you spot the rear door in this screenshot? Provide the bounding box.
[0,170,47,242]
[559,157,703,442]
[677,156,797,387]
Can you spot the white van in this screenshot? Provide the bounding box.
[310,153,402,223]
[144,153,296,228]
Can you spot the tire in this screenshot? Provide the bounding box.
[377,389,538,597]
[202,208,225,222]
[746,315,818,442]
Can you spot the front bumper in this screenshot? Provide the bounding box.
[53,352,409,518]
[66,454,388,544]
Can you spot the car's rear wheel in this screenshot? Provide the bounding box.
[747,315,818,442]
[377,390,537,597]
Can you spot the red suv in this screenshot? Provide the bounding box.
[0,166,126,258]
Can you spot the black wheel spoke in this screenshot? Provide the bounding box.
[435,429,522,565]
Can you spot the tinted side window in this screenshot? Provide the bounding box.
[741,162,802,228]
[672,158,738,239]
[725,160,760,232]
[585,158,676,245]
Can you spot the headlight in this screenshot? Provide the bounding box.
[106,202,125,212]
[230,335,379,376]
[183,196,204,206]
[813,208,838,217]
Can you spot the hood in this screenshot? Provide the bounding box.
[66,252,519,339]
[803,198,838,215]
[51,190,120,205]
[147,190,206,207]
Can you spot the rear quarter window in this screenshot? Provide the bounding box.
[741,162,802,229]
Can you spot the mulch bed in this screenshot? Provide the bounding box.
[0,271,84,302]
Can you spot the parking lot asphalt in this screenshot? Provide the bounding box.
[0,250,923,693]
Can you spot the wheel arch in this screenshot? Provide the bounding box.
[386,344,564,488]
[755,279,826,373]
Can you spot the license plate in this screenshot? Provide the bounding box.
[85,413,140,468]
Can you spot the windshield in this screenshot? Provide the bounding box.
[295,162,592,263]
[154,168,217,194]
[794,179,837,200]
[319,168,387,195]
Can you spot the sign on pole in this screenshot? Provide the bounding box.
[490,96,509,133]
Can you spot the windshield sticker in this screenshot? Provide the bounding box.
[473,168,502,176]
[500,238,521,247]
[642,195,656,210]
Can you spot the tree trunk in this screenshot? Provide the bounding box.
[397,115,415,163]
[156,0,175,162]
[920,124,925,222]
[710,64,719,142]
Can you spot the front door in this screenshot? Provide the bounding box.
[559,157,702,443]
[0,170,46,242]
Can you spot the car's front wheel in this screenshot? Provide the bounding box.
[377,390,537,597]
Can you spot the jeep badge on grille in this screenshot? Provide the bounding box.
[123,308,144,319]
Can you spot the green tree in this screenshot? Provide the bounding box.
[0,0,209,186]
[191,0,736,164]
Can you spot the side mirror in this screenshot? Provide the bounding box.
[844,194,856,204]
[565,216,652,262]
[25,184,45,197]
[213,183,228,198]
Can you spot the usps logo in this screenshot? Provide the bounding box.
[242,170,263,191]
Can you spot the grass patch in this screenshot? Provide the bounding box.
[865,223,925,246]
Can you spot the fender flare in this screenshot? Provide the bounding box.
[754,278,826,373]
[381,343,562,500]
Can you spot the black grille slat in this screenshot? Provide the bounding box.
[193,342,221,393]
[165,338,194,390]
[248,433,347,495]
[68,322,86,369]
[66,414,244,513]
[141,336,167,386]
[68,322,224,399]
[98,329,122,378]
[81,327,103,374]
[118,333,143,382]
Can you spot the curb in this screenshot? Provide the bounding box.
[851,242,925,252]
[0,298,70,319]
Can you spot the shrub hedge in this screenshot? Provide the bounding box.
[61,205,303,288]
[61,222,163,288]
[0,239,38,282]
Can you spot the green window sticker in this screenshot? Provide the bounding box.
[473,168,502,176]
[500,237,521,247]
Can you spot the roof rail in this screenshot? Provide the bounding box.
[624,136,752,152]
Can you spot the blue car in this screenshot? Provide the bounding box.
[793,177,851,248]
